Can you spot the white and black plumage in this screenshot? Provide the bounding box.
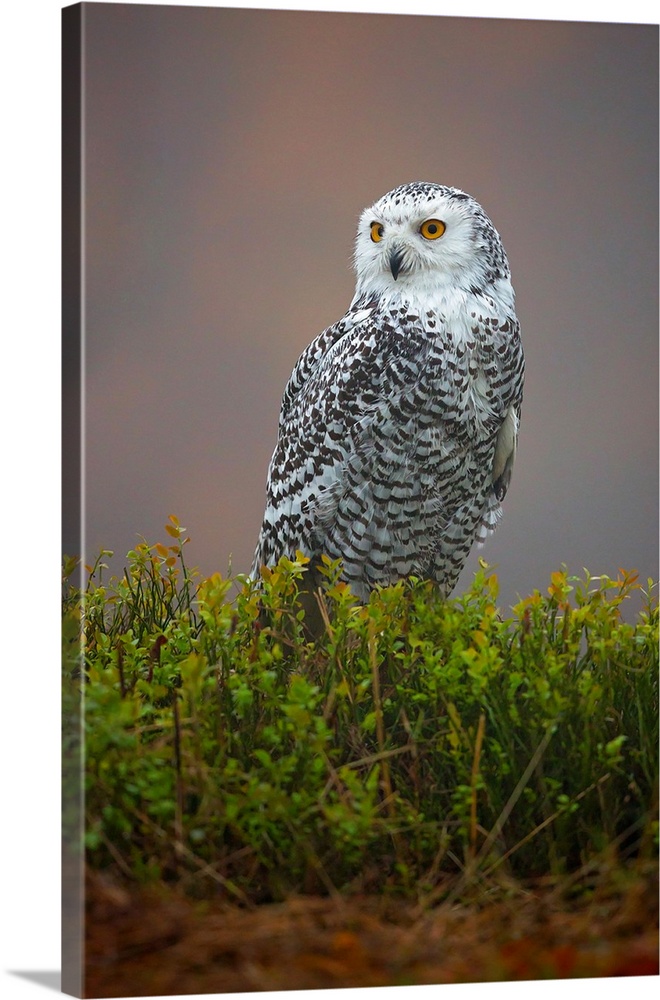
[252,181,524,603]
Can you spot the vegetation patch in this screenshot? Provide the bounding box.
[63,517,658,907]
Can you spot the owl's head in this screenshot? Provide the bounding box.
[352,182,511,305]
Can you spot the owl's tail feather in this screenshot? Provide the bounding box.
[475,496,502,546]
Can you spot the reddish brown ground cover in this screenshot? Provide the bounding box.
[84,862,658,997]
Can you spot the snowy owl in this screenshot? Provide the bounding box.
[252,181,524,606]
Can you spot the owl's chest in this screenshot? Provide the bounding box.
[378,314,507,429]
[329,333,495,471]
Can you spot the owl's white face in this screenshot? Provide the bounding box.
[352,182,510,308]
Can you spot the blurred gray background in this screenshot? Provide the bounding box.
[66,2,658,608]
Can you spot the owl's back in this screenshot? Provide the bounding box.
[252,289,523,602]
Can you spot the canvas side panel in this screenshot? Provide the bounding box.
[62,3,84,997]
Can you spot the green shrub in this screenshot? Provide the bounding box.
[62,519,658,902]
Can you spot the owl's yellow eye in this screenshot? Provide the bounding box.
[420,219,446,240]
[370,221,384,243]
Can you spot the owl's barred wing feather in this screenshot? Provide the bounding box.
[254,308,413,576]
[251,181,524,604]
[491,401,521,502]
[475,400,522,545]
[279,304,376,425]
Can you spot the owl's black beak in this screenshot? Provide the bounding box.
[388,246,406,281]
